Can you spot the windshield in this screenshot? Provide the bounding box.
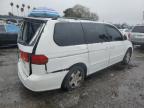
[18,19,45,45]
[132,26,144,33]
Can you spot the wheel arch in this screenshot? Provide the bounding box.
[61,62,87,90]
[127,47,133,56]
[69,62,87,78]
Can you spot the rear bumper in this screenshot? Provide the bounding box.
[18,62,68,92]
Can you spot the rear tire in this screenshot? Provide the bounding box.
[122,49,131,65]
[62,66,85,91]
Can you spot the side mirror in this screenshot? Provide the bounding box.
[99,34,109,41]
[123,35,127,40]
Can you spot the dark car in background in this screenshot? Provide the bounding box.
[0,23,20,47]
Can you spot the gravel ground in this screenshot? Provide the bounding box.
[0,47,144,108]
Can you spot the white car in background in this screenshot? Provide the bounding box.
[119,29,131,40]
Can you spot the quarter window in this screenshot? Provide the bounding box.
[105,25,123,41]
[54,22,85,46]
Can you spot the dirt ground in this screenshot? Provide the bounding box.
[0,47,144,108]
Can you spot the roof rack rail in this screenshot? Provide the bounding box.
[52,17,97,21]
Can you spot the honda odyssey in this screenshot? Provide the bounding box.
[17,17,133,91]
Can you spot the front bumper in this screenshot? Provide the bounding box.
[18,62,68,92]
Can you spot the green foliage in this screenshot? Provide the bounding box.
[63,4,99,21]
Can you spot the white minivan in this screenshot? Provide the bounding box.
[17,17,133,91]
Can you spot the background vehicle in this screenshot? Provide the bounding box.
[131,25,144,46]
[0,23,20,46]
[119,29,131,40]
[17,17,133,92]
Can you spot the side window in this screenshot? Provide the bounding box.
[82,23,109,44]
[105,25,123,41]
[54,22,85,46]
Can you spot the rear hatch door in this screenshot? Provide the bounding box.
[17,17,46,76]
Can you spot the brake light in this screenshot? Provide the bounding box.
[20,51,29,62]
[31,55,48,65]
[20,50,48,65]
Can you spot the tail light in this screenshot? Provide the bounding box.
[20,51,29,62]
[31,55,48,65]
[20,50,48,65]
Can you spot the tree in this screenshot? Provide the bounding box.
[16,4,19,16]
[27,5,31,13]
[28,5,30,10]
[21,8,24,16]
[121,23,129,29]
[8,12,14,16]
[10,2,14,14]
[22,4,25,16]
[89,13,99,21]
[63,4,99,21]
[22,4,25,8]
[63,8,74,17]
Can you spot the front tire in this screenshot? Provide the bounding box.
[62,66,85,91]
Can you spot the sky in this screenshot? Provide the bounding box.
[0,0,144,25]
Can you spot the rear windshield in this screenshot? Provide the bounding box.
[18,19,45,45]
[132,26,144,33]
